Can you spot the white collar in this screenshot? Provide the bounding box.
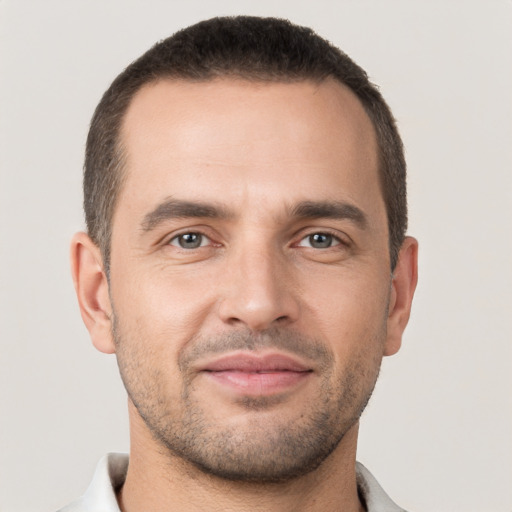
[59,453,406,512]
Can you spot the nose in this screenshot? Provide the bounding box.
[218,244,300,331]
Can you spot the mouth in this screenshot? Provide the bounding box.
[198,352,314,396]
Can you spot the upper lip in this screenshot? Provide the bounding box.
[198,352,312,373]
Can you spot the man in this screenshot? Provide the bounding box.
[63,15,418,512]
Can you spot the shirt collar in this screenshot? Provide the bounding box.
[61,454,406,512]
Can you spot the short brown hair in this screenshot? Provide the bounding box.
[84,16,407,273]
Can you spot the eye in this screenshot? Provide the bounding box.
[169,232,210,249]
[297,232,341,249]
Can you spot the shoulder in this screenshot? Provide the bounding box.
[356,462,408,512]
[57,453,128,512]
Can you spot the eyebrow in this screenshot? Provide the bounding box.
[290,200,368,229]
[141,198,233,232]
[141,198,368,233]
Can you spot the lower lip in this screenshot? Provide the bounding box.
[204,370,311,395]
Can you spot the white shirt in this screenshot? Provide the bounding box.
[58,453,407,512]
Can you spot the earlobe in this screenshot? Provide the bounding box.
[70,232,116,354]
[384,237,419,356]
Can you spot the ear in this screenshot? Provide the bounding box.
[70,232,115,354]
[384,236,419,356]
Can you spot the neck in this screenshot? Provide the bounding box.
[118,405,364,512]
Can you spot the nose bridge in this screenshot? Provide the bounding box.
[219,235,299,330]
[240,243,278,301]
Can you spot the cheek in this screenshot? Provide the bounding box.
[112,300,186,411]
[111,262,219,347]
[300,268,390,356]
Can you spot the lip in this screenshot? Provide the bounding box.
[198,352,313,395]
[200,352,311,372]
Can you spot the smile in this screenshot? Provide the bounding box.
[199,352,314,396]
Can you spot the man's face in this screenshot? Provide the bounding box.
[108,78,394,481]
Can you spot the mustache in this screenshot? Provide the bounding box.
[178,327,334,371]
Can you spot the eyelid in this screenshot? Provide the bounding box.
[161,226,220,248]
[168,232,212,248]
[158,225,350,251]
[297,233,340,248]
[294,228,350,248]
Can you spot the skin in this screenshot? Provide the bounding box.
[71,78,418,511]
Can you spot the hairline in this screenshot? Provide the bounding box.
[101,74,396,274]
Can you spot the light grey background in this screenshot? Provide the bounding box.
[1,1,511,511]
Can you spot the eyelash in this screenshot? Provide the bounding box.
[296,231,344,249]
[167,230,348,250]
[168,231,214,249]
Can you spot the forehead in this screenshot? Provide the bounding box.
[117,77,382,224]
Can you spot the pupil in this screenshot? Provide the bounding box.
[180,233,201,248]
[310,233,331,248]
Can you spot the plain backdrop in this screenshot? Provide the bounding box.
[1,1,511,511]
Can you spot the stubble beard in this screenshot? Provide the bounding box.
[113,321,384,484]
